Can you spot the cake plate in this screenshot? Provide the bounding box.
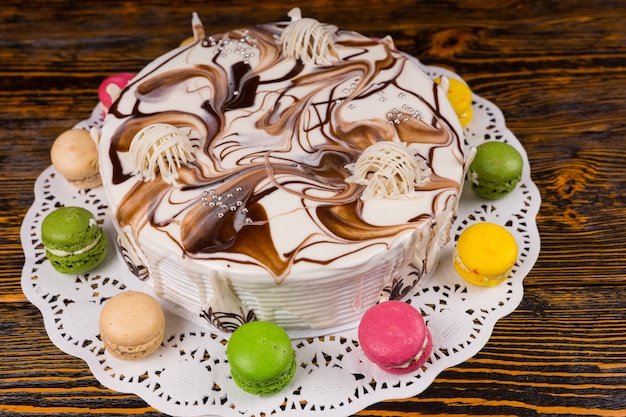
[21,64,541,417]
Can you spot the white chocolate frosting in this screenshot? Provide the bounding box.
[98,10,465,332]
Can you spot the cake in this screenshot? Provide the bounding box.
[96,8,467,334]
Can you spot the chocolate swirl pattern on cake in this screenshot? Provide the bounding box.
[98,12,466,330]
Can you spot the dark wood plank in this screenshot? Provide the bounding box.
[2,0,626,415]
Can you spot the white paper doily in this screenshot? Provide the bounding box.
[21,64,541,417]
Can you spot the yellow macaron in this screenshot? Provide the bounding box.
[454,222,518,286]
[179,36,194,47]
[99,291,165,360]
[436,76,473,127]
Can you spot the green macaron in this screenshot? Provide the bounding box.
[226,321,296,396]
[468,141,523,199]
[41,206,108,274]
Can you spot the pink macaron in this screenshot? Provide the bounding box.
[358,300,433,374]
[98,72,135,113]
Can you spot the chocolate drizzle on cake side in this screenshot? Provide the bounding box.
[200,307,257,333]
[116,234,149,280]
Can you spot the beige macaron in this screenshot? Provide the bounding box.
[50,129,101,189]
[99,291,165,360]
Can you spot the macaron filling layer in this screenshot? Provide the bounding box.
[453,253,513,286]
[469,171,522,198]
[46,233,102,257]
[101,322,165,360]
[45,235,108,274]
[66,172,102,186]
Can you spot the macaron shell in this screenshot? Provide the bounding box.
[230,351,297,396]
[226,321,296,395]
[380,330,433,375]
[446,78,472,112]
[436,76,473,127]
[41,207,101,251]
[98,72,135,109]
[358,301,431,373]
[454,222,518,286]
[179,36,195,47]
[470,141,523,180]
[469,141,523,199]
[50,129,101,189]
[469,175,522,199]
[99,291,166,360]
[458,105,473,128]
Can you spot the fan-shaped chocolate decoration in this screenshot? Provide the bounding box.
[129,123,195,184]
[346,141,431,200]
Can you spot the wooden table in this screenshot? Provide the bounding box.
[2,1,626,415]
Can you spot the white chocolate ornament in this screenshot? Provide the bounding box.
[280,7,338,65]
[346,141,431,201]
[129,123,195,184]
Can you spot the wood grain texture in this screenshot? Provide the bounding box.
[2,0,626,415]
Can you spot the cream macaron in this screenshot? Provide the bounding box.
[50,129,101,189]
[99,291,165,360]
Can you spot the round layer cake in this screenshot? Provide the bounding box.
[97,9,467,333]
